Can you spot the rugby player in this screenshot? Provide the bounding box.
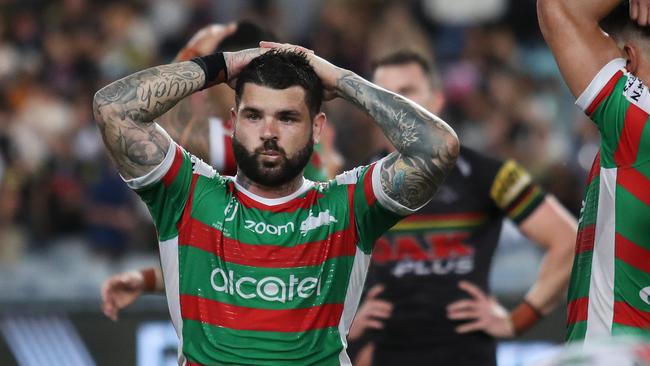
[539,0,650,341]
[347,51,577,366]
[92,38,458,366]
[100,22,338,322]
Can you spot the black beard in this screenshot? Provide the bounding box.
[232,136,313,187]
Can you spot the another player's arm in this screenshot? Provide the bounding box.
[156,23,237,162]
[514,196,577,328]
[335,72,459,209]
[537,0,624,97]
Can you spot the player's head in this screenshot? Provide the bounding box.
[371,51,445,115]
[602,3,650,74]
[231,49,326,187]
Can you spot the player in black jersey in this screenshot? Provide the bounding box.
[347,51,578,366]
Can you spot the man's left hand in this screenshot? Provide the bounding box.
[446,280,514,338]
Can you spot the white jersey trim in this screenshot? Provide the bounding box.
[575,58,626,112]
[233,177,314,206]
[337,247,372,366]
[122,127,175,190]
[585,167,617,340]
[372,157,428,216]
[208,117,226,170]
[159,236,184,364]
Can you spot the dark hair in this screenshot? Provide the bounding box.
[601,2,650,39]
[371,50,441,89]
[235,50,324,117]
[217,20,277,52]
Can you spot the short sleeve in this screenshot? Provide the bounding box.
[123,141,211,241]
[337,158,417,254]
[489,159,546,224]
[575,58,650,167]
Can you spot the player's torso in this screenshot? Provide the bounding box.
[569,148,650,341]
[175,178,356,365]
[368,151,503,346]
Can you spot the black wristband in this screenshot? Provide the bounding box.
[190,52,227,90]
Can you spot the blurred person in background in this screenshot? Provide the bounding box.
[347,51,577,366]
[539,0,650,341]
[100,21,343,321]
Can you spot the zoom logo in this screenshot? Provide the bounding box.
[210,268,321,303]
[244,220,295,236]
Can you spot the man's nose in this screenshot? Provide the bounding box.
[260,117,279,139]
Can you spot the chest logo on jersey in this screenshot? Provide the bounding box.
[245,220,295,236]
[300,210,338,236]
[210,268,322,303]
[373,233,476,276]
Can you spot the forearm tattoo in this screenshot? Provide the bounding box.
[336,72,459,209]
[93,61,205,179]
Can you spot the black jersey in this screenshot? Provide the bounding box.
[362,146,545,366]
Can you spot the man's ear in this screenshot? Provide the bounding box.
[624,44,639,73]
[312,112,326,144]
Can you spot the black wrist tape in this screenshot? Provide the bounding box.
[190,52,227,90]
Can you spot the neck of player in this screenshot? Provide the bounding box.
[235,172,305,199]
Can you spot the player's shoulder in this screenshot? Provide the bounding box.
[332,164,372,186]
[457,145,504,178]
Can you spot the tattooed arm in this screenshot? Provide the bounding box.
[93,61,205,179]
[93,49,263,179]
[335,72,459,209]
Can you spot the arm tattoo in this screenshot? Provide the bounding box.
[93,61,205,179]
[336,72,459,209]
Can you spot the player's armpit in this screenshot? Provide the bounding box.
[537,0,623,98]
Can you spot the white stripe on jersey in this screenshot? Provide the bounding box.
[585,167,617,340]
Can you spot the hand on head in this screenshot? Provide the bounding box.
[259,41,343,100]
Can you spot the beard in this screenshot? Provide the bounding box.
[232,135,313,187]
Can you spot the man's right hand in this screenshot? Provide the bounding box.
[630,0,650,26]
[348,284,393,340]
[176,22,238,62]
[101,271,146,321]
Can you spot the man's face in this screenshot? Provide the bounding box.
[372,62,441,114]
[232,83,322,186]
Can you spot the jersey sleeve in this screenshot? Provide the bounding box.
[122,140,195,241]
[575,58,650,167]
[489,159,546,225]
[337,157,421,254]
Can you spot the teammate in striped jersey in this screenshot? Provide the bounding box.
[539,0,650,341]
[100,22,341,322]
[93,39,459,366]
[347,51,577,366]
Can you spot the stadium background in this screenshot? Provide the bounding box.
[0,0,596,364]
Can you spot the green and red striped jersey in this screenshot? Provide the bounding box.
[567,58,650,342]
[124,140,411,365]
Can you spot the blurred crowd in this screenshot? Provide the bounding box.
[0,0,597,297]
